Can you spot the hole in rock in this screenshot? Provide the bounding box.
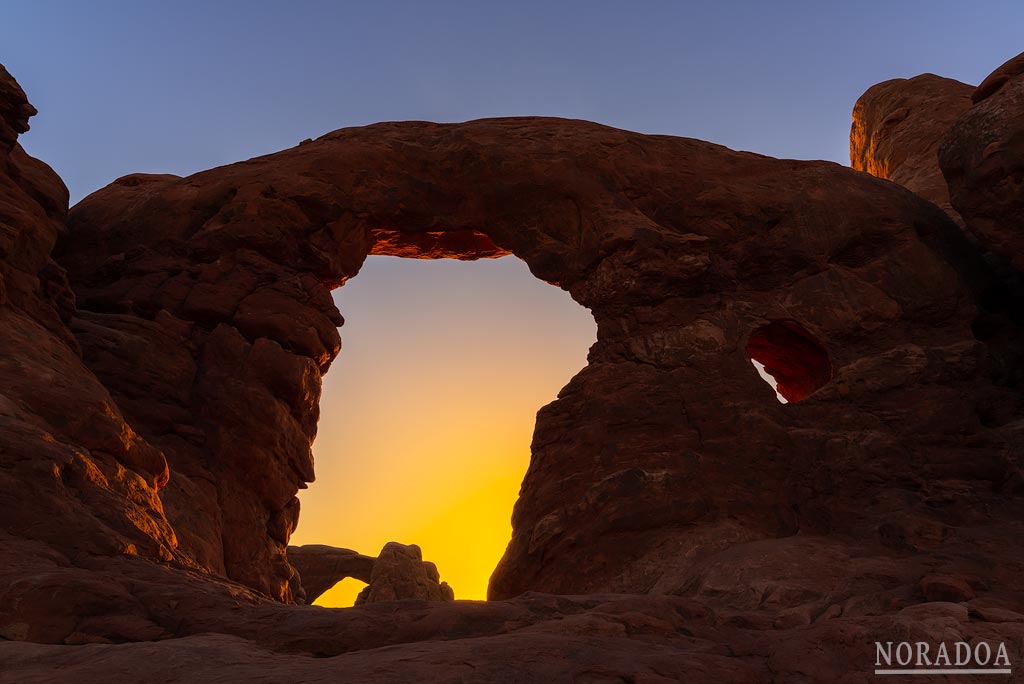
[747,320,831,403]
[322,577,368,606]
[290,255,596,606]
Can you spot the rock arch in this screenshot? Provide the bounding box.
[50,116,1005,606]
[6,51,1024,681]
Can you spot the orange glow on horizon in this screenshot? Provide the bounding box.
[290,255,596,606]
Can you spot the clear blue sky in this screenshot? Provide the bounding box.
[3,0,1021,204]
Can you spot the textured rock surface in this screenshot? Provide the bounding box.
[852,52,1024,403]
[48,106,1024,608]
[2,56,1024,683]
[939,51,1024,272]
[747,320,832,402]
[4,592,1024,684]
[850,72,973,224]
[0,66,187,649]
[354,542,454,604]
[287,544,375,604]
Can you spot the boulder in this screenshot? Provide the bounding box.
[850,72,973,225]
[355,542,454,604]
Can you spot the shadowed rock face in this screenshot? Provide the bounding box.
[0,67,184,635]
[2,57,1024,683]
[851,51,1024,402]
[940,52,1024,273]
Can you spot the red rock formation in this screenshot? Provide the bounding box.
[939,52,1024,272]
[0,66,185,647]
[47,92,1021,608]
[852,55,1024,403]
[2,57,1024,683]
[354,542,454,604]
[43,103,1021,617]
[850,72,973,224]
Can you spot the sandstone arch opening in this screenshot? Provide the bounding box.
[748,320,831,403]
[290,254,597,606]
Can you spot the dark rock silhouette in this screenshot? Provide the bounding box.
[354,542,454,604]
[287,542,451,605]
[287,544,374,604]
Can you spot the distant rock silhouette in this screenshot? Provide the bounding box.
[287,542,452,605]
[354,542,454,604]
[287,544,375,604]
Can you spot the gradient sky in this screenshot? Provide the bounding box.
[4,1,1021,604]
[295,258,595,604]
